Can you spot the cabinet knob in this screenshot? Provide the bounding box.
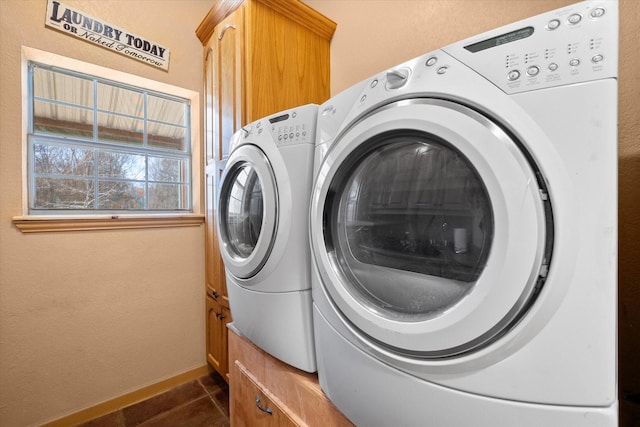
[211,290,219,299]
[255,397,273,415]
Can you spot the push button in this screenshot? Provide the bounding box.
[526,66,540,77]
[507,70,521,81]
[547,19,560,30]
[567,13,582,25]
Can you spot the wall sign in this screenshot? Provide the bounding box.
[45,0,170,71]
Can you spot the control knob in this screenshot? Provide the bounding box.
[386,67,411,89]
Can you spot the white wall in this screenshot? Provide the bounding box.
[0,1,213,425]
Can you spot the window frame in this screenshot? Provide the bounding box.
[14,47,203,233]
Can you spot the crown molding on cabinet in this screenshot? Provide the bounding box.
[196,0,336,44]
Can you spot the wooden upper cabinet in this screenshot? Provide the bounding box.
[198,0,336,126]
[208,9,242,166]
[242,0,334,120]
[198,0,335,381]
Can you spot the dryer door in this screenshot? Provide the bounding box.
[217,144,277,280]
[310,99,553,358]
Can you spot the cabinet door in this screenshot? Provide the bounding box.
[204,8,244,302]
[204,152,227,303]
[204,42,224,303]
[212,8,243,165]
[206,295,231,380]
[231,361,298,427]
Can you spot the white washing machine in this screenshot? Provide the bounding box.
[217,104,317,373]
[310,1,617,425]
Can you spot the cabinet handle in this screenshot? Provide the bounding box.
[255,396,273,415]
[211,290,219,299]
[218,24,236,40]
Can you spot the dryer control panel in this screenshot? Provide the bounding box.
[442,0,618,94]
[242,104,317,147]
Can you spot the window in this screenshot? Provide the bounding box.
[27,61,192,214]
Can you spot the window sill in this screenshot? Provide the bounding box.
[12,214,205,233]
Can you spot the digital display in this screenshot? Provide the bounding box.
[464,26,535,53]
[269,113,290,124]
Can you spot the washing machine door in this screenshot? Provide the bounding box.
[311,99,553,358]
[217,143,277,280]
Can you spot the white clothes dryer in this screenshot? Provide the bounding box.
[217,104,317,372]
[310,1,618,425]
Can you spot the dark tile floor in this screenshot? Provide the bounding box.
[75,372,229,427]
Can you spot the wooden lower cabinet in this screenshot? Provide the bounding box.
[206,292,232,381]
[229,327,354,427]
[232,361,298,427]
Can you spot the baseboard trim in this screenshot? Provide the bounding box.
[41,365,211,427]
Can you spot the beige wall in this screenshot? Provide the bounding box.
[307,0,640,417]
[2,0,639,425]
[0,1,213,426]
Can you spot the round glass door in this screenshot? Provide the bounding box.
[223,163,264,258]
[311,99,552,357]
[218,144,277,280]
[327,131,493,321]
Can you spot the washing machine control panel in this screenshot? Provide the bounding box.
[240,104,317,147]
[439,0,617,94]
